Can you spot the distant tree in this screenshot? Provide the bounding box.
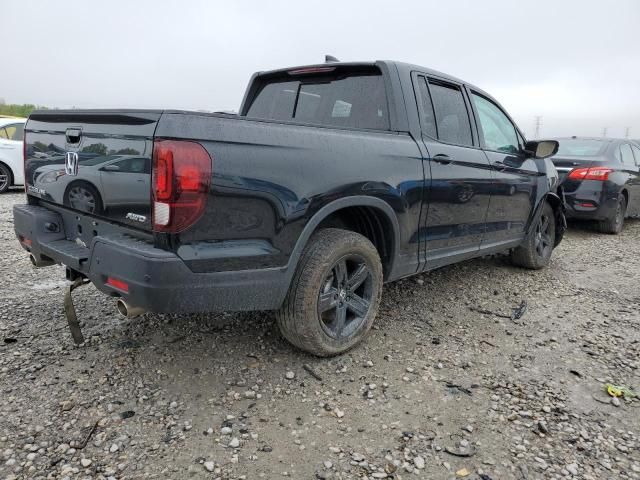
[81,143,108,155]
[116,148,140,155]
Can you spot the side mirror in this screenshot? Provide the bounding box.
[102,164,121,172]
[525,140,559,159]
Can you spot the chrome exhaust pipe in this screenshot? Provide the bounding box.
[116,299,147,318]
[30,253,55,268]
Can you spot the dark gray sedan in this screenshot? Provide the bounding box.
[551,137,640,233]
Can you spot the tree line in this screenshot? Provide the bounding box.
[0,104,47,118]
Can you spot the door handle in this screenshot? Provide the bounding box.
[433,154,453,165]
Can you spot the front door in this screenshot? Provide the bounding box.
[414,75,492,268]
[468,92,539,247]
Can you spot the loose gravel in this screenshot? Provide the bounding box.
[0,190,638,479]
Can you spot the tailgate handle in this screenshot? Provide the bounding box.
[65,128,82,144]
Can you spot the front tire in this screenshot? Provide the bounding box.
[511,202,556,270]
[276,228,383,357]
[598,194,626,234]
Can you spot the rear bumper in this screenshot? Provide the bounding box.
[13,204,289,313]
[562,180,618,221]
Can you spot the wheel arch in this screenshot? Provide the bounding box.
[545,192,566,247]
[620,187,629,206]
[284,196,401,284]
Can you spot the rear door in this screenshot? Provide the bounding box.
[468,91,539,246]
[413,74,492,268]
[99,156,151,206]
[24,111,160,230]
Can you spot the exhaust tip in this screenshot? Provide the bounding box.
[116,299,128,317]
[29,253,55,268]
[116,299,147,318]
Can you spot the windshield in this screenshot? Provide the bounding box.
[555,139,605,157]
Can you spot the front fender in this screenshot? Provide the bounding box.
[528,191,566,247]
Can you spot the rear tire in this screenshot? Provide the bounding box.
[511,202,556,270]
[598,194,626,234]
[276,228,383,357]
[0,164,12,193]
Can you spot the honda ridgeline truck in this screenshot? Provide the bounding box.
[14,60,565,356]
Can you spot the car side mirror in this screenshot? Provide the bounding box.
[102,164,121,172]
[525,140,559,159]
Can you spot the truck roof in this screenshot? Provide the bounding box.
[256,60,492,98]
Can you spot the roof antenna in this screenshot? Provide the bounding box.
[325,55,339,63]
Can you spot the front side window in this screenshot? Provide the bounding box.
[112,157,150,174]
[620,143,635,166]
[428,81,473,146]
[0,128,8,139]
[246,72,389,130]
[471,94,519,154]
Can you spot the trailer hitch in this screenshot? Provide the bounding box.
[63,277,91,345]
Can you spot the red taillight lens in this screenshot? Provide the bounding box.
[152,139,212,233]
[567,167,613,181]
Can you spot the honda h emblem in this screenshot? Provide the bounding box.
[64,152,79,176]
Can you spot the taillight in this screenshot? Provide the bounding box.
[567,167,613,181]
[152,139,212,233]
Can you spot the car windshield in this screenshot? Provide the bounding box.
[555,139,605,156]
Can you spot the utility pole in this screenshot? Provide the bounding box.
[534,116,542,139]
[624,127,630,139]
[601,127,608,138]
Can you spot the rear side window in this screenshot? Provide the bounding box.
[620,143,635,166]
[428,81,473,146]
[0,123,24,141]
[416,77,437,138]
[246,72,389,131]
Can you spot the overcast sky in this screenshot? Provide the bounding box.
[2,0,639,138]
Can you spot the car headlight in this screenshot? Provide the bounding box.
[38,171,66,184]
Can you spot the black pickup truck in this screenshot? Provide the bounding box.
[14,60,565,356]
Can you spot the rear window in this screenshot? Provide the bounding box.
[245,71,390,131]
[555,139,605,156]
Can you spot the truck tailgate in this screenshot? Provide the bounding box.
[24,110,161,231]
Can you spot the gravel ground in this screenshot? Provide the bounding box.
[0,190,638,480]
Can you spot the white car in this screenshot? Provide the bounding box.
[0,117,26,193]
[33,155,150,214]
